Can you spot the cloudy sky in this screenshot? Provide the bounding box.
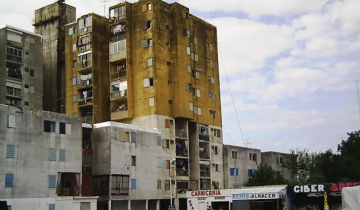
[1,0,360,153]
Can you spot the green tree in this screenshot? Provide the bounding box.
[337,130,360,181]
[246,164,289,186]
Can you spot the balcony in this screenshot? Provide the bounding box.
[6,68,22,80]
[6,54,22,63]
[110,69,126,80]
[200,179,211,190]
[78,97,93,106]
[200,168,211,178]
[78,26,92,34]
[175,129,187,139]
[176,159,189,177]
[6,87,22,98]
[176,168,189,176]
[56,173,80,196]
[176,140,188,157]
[82,115,93,124]
[199,134,210,141]
[78,79,93,87]
[111,110,129,120]
[111,89,127,99]
[199,151,210,160]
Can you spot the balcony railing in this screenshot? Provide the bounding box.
[6,89,22,97]
[175,129,187,138]
[111,90,127,99]
[6,54,22,63]
[199,152,210,159]
[78,26,92,34]
[176,148,188,157]
[78,60,92,69]
[57,187,80,196]
[199,134,210,141]
[6,69,22,80]
[176,168,189,176]
[78,79,93,87]
[200,170,211,178]
[78,97,93,106]
[110,69,126,80]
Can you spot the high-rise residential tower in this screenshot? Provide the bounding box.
[33,0,76,113]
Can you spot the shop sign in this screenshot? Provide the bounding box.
[330,182,359,192]
[293,184,325,193]
[191,190,221,196]
[232,193,279,200]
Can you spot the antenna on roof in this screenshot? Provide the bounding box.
[100,0,111,17]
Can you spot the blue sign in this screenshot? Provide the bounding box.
[232,193,279,200]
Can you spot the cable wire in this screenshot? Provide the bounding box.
[218,45,246,146]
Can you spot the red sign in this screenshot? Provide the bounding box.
[191,190,221,196]
[330,182,359,192]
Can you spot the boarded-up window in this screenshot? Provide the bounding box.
[7,115,15,128]
[59,150,66,162]
[165,119,170,128]
[149,97,155,107]
[125,155,131,166]
[157,158,162,168]
[189,102,193,111]
[157,136,161,146]
[131,132,136,143]
[148,58,153,66]
[49,149,56,161]
[121,131,130,142]
[6,145,15,158]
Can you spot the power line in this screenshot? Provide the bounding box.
[218,45,246,146]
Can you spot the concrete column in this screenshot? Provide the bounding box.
[108,200,112,210]
[156,200,160,210]
[146,199,149,210]
[128,200,131,210]
[174,198,179,210]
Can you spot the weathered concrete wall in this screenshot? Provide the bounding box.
[223,145,262,188]
[34,2,76,113]
[261,151,291,180]
[0,104,82,199]
[0,26,43,110]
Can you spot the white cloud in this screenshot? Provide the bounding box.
[178,0,327,18]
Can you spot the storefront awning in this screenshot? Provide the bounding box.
[232,185,287,200]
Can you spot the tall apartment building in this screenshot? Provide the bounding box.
[0,25,43,110]
[63,0,223,208]
[33,1,76,113]
[107,0,223,208]
[0,104,97,210]
[223,145,261,189]
[65,13,110,124]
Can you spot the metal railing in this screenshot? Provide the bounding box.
[110,69,126,80]
[199,134,210,141]
[78,26,92,34]
[78,60,92,69]
[6,89,22,97]
[175,129,187,138]
[176,168,189,176]
[56,187,80,196]
[78,97,93,106]
[200,170,211,178]
[6,54,22,63]
[199,152,210,159]
[78,79,93,87]
[111,90,127,99]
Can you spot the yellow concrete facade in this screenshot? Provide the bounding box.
[65,13,110,123]
[109,0,222,128]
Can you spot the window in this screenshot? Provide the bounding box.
[166,42,171,47]
[162,139,170,148]
[148,58,153,66]
[185,83,192,92]
[78,16,92,30]
[49,175,56,188]
[109,40,126,55]
[30,53,35,61]
[25,68,29,72]
[230,168,234,176]
[214,129,221,137]
[157,158,162,168]
[165,119,173,128]
[30,69,34,77]
[72,77,77,85]
[6,145,15,158]
[186,46,190,55]
[214,146,218,154]
[110,5,126,19]
[189,102,193,111]
[157,136,162,146]
[191,53,194,60]
[183,28,190,37]
[7,205,12,210]
[167,61,171,66]
[214,164,219,172]
[131,132,136,143]
[232,151,238,159]
[131,179,136,189]
[168,100,173,105]
[30,87,34,93]
[120,131,130,142]
[44,120,56,133]
[60,122,66,134]
[49,149,56,161]
[187,65,191,73]
[165,180,170,190]
[72,95,77,103]
[147,3,152,11]
[195,54,199,62]
[111,175,129,195]
[59,149,66,162]
[7,115,15,128]
[68,27,76,35]
[5,174,13,187]
[198,107,202,115]
[7,31,22,43]
[24,101,29,106]
[125,155,131,166]
[236,168,239,176]
[72,43,76,51]
[165,25,170,29]
[277,157,284,164]
[73,60,76,68]
[210,60,214,67]
[193,89,200,97]
[211,94,216,102]
[177,181,189,189]
[149,97,155,107]
[141,39,153,47]
[131,156,136,166]
[248,169,256,177]
[166,160,170,169]
[143,78,154,87]
[142,3,152,12]
[157,180,161,189]
[49,204,55,210]
[143,20,152,29]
